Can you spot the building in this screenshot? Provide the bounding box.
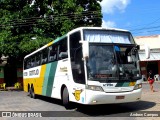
[135,35,160,81]
[0,55,23,87]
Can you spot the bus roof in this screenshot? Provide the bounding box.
[24,27,130,59]
[68,27,130,34]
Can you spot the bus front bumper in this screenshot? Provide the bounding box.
[84,88,142,104]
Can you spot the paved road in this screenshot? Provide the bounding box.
[0,82,160,120]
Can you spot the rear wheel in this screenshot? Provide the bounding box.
[29,86,36,99]
[62,87,70,109]
[29,87,32,98]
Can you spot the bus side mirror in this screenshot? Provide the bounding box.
[79,41,89,60]
[127,56,133,63]
[144,44,150,59]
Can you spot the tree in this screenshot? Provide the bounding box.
[0,0,102,64]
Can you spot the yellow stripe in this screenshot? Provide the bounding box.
[47,41,54,46]
[23,65,46,95]
[23,79,28,92]
[35,65,46,94]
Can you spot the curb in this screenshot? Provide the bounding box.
[0,87,23,91]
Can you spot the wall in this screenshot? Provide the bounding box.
[135,35,160,50]
[17,67,23,86]
[0,66,4,84]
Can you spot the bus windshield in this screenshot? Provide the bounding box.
[87,44,141,82]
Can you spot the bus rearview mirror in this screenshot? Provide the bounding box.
[144,44,150,59]
[127,56,132,63]
[79,41,89,59]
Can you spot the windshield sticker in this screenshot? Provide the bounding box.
[114,46,120,51]
[95,74,111,78]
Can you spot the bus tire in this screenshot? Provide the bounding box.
[30,86,36,99]
[62,87,70,109]
[29,87,32,98]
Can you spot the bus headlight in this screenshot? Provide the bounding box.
[134,83,142,90]
[86,85,104,92]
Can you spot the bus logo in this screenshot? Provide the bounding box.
[73,89,83,101]
[103,83,113,87]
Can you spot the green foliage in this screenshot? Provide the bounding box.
[0,0,102,62]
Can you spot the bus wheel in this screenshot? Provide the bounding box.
[29,87,32,98]
[30,87,36,99]
[62,87,70,109]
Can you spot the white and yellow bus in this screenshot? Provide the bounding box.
[23,27,149,109]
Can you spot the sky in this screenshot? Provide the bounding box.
[100,0,160,37]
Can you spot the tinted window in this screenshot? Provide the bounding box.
[35,52,41,66]
[70,31,85,84]
[58,37,68,60]
[48,45,57,62]
[41,48,48,64]
[24,59,28,69]
[31,56,35,67]
[25,58,31,69]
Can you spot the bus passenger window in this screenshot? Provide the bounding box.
[35,53,41,66]
[48,46,57,62]
[31,57,35,67]
[59,51,68,59]
[58,38,68,60]
[26,59,31,69]
[41,48,48,64]
[24,59,27,69]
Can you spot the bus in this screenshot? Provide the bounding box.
[23,27,149,109]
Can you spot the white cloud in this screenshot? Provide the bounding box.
[100,0,131,14]
[102,20,116,28]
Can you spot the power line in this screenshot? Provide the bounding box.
[131,25,160,32]
[126,16,160,30]
[127,15,160,36]
[0,10,101,21]
[132,29,160,35]
[0,16,101,28]
[0,11,101,28]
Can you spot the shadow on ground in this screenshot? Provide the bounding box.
[34,95,64,107]
[34,94,156,117]
[75,101,156,117]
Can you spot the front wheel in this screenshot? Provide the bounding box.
[62,87,70,109]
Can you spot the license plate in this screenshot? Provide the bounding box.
[116,96,125,99]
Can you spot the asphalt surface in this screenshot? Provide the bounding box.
[0,82,159,120]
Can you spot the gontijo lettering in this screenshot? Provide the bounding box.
[29,69,39,76]
[23,69,39,77]
[23,72,28,76]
